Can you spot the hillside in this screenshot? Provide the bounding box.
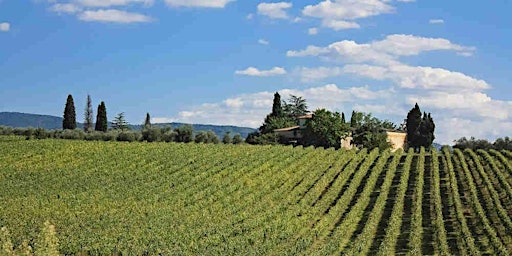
[1,138,511,254]
[0,112,256,138]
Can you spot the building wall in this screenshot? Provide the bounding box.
[386,131,407,152]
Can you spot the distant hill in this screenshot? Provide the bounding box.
[0,112,256,139]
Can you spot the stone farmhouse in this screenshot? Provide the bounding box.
[274,114,407,151]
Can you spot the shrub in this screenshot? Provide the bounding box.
[117,131,141,142]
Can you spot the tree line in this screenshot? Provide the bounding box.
[0,94,244,144]
[453,136,512,151]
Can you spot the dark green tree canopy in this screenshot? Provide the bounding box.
[271,92,283,117]
[174,124,193,143]
[63,94,76,130]
[303,109,350,149]
[95,101,108,132]
[406,103,435,150]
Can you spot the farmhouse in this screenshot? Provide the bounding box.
[274,114,407,151]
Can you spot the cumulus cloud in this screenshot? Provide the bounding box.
[287,34,475,65]
[257,2,292,19]
[343,64,490,91]
[321,19,360,30]
[74,0,154,7]
[78,9,152,23]
[49,3,83,14]
[0,22,10,32]
[165,0,235,8]
[235,67,287,77]
[302,0,412,30]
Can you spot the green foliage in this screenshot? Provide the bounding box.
[174,124,193,143]
[112,112,130,131]
[142,127,162,142]
[84,95,94,132]
[35,221,59,256]
[95,101,108,132]
[62,94,76,130]
[454,136,512,151]
[1,138,512,254]
[283,95,309,118]
[351,112,395,150]
[232,133,243,144]
[271,92,283,118]
[117,131,141,142]
[222,132,232,144]
[350,110,364,129]
[406,104,435,150]
[259,115,295,134]
[303,109,350,149]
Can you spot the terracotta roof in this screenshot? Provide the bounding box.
[274,126,300,132]
[297,114,312,119]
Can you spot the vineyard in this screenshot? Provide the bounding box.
[1,137,512,255]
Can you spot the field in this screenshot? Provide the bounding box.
[1,137,512,255]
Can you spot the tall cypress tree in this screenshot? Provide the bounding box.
[271,92,283,117]
[95,101,108,132]
[63,94,76,130]
[341,112,346,124]
[406,103,422,149]
[144,112,151,129]
[84,95,93,132]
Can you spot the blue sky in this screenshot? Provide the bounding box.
[1,0,511,144]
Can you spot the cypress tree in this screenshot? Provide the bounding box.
[84,95,93,132]
[144,113,151,129]
[63,94,76,130]
[341,112,346,124]
[95,101,108,132]
[271,92,283,117]
[406,103,422,149]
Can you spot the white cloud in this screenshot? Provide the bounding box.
[343,64,490,91]
[246,13,254,19]
[152,117,176,123]
[302,0,412,30]
[435,117,512,145]
[49,3,82,14]
[78,9,152,23]
[165,0,235,8]
[287,34,475,65]
[235,67,287,77]
[0,22,10,32]
[429,19,444,24]
[257,2,292,19]
[74,0,154,7]
[258,39,269,45]
[308,27,318,35]
[321,19,360,30]
[296,66,344,82]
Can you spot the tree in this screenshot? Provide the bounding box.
[283,95,309,118]
[351,113,395,150]
[95,101,108,132]
[63,94,76,130]
[406,103,422,149]
[341,112,346,124]
[222,131,232,144]
[406,104,435,150]
[350,110,364,129]
[84,95,93,132]
[174,124,193,143]
[112,112,129,131]
[271,92,283,117]
[302,109,350,149]
[143,113,151,129]
[259,92,295,134]
[232,133,243,144]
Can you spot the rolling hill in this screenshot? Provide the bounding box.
[0,112,256,138]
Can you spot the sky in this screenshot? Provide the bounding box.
[1,0,511,144]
